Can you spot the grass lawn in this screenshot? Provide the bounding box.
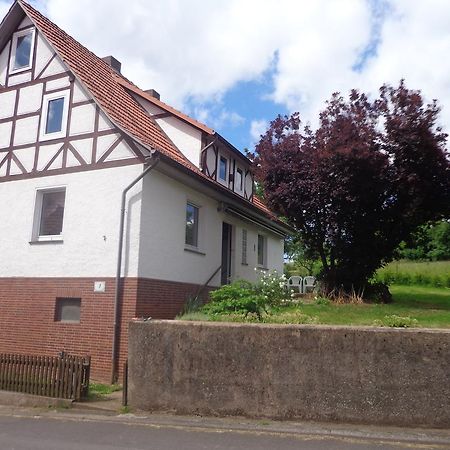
[181,285,450,328]
[376,260,450,287]
[88,383,121,401]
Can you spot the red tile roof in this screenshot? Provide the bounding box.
[17,0,287,231]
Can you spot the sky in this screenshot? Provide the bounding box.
[1,0,450,152]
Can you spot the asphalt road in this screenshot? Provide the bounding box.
[0,415,445,450]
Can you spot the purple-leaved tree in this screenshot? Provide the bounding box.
[251,82,450,298]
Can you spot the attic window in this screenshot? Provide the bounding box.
[40,91,70,140]
[235,167,243,193]
[219,156,228,182]
[10,28,35,73]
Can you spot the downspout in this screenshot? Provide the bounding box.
[111,153,160,384]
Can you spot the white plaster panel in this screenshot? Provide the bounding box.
[13,147,35,172]
[14,116,39,146]
[97,133,120,161]
[9,159,24,175]
[34,34,54,78]
[156,116,202,167]
[206,146,216,175]
[245,172,253,197]
[0,90,16,119]
[37,143,63,170]
[0,121,12,148]
[66,150,81,168]
[47,150,63,170]
[72,81,90,103]
[19,16,33,28]
[69,103,95,136]
[71,138,93,164]
[104,140,134,162]
[18,84,43,115]
[40,57,66,78]
[134,95,165,115]
[98,110,114,131]
[0,164,143,277]
[8,71,32,86]
[0,41,10,86]
[46,77,70,91]
[0,155,7,177]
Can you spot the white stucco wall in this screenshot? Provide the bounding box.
[138,169,284,286]
[0,164,143,278]
[133,95,203,167]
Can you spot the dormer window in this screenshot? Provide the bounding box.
[235,167,243,193]
[219,156,228,182]
[39,91,70,141]
[10,28,35,73]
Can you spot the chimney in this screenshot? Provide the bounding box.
[145,89,160,101]
[102,55,121,74]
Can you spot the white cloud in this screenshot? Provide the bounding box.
[250,119,269,145]
[2,0,450,132]
[0,1,11,20]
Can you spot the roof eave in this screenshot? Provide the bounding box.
[0,1,24,54]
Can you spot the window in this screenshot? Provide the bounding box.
[185,202,199,247]
[10,28,35,73]
[32,188,66,241]
[55,298,81,323]
[257,234,267,267]
[241,229,248,265]
[235,168,243,193]
[46,98,65,134]
[219,156,227,182]
[40,91,70,140]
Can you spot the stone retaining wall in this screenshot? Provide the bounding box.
[128,321,450,428]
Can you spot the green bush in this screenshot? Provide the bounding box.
[373,315,419,328]
[204,271,291,319]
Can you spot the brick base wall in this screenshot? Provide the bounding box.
[0,276,210,382]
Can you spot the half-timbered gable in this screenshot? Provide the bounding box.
[0,5,141,182]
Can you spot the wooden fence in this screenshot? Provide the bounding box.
[0,353,90,401]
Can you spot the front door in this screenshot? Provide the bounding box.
[221,222,232,285]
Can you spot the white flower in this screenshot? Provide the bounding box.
[291,293,295,298]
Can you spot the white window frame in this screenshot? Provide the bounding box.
[217,154,228,185]
[9,28,36,75]
[31,186,66,242]
[235,166,244,195]
[184,201,200,250]
[39,90,70,141]
[257,233,267,268]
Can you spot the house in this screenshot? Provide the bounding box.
[0,0,291,382]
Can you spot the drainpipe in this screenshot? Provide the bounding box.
[111,153,160,384]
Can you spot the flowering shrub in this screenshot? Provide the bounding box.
[204,270,292,319]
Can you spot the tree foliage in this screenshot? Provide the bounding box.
[251,82,450,295]
[397,220,450,260]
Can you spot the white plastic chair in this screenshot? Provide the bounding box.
[288,276,303,294]
[303,276,316,294]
